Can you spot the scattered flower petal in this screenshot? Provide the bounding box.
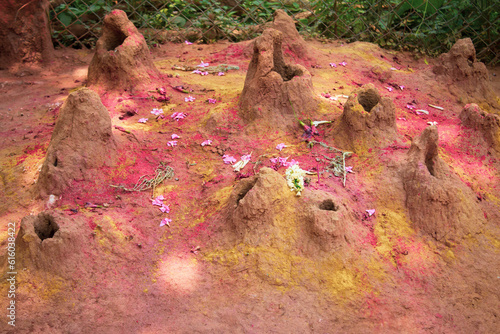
[232,160,249,172]
[339,61,347,66]
[427,121,438,126]
[416,109,429,115]
[138,118,148,123]
[406,104,415,110]
[283,159,298,167]
[208,98,217,104]
[185,96,195,102]
[171,112,187,121]
[329,63,337,68]
[156,95,169,102]
[222,155,237,164]
[184,40,193,45]
[152,195,165,206]
[366,209,376,216]
[428,104,444,110]
[171,134,180,139]
[201,71,208,76]
[398,117,407,121]
[192,69,202,74]
[160,204,170,213]
[386,86,393,92]
[158,87,166,95]
[390,67,397,71]
[399,85,405,90]
[312,120,332,127]
[218,72,225,76]
[160,218,171,227]
[167,141,178,147]
[276,143,286,151]
[151,108,164,116]
[345,166,354,173]
[241,154,252,161]
[197,61,209,68]
[201,139,212,146]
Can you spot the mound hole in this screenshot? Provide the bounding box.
[53,156,58,167]
[271,46,303,82]
[319,199,339,211]
[105,29,127,51]
[358,90,380,112]
[425,152,436,176]
[236,178,258,205]
[424,138,438,176]
[34,214,59,241]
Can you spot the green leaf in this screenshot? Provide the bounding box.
[58,12,73,27]
[172,16,186,27]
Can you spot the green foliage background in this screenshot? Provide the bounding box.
[49,0,499,64]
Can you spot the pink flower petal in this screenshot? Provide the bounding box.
[329,63,337,68]
[167,141,178,147]
[218,72,225,76]
[138,118,148,123]
[152,195,165,206]
[276,143,286,151]
[171,112,187,121]
[223,155,237,164]
[160,204,170,213]
[185,40,193,45]
[201,139,212,146]
[171,134,180,139]
[208,98,217,104]
[282,159,298,167]
[151,108,164,116]
[366,209,375,216]
[160,218,171,227]
[241,154,251,161]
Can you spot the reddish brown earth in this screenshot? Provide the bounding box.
[0,32,499,334]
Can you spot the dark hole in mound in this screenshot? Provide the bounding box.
[319,199,339,211]
[34,214,59,241]
[105,29,127,51]
[358,90,380,112]
[236,178,258,205]
[425,139,438,176]
[425,152,436,176]
[53,157,58,167]
[278,65,303,82]
[271,52,303,82]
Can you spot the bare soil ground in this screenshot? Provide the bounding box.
[0,38,499,333]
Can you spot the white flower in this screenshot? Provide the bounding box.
[285,164,307,196]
